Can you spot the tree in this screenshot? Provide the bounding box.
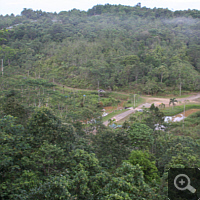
[169,97,178,109]
[101,162,164,199]
[26,106,75,150]
[120,55,141,84]
[49,23,65,42]
[155,133,200,171]
[0,115,31,199]
[126,150,159,182]
[143,79,163,95]
[158,143,200,169]
[187,44,200,72]
[92,129,132,169]
[1,90,29,125]
[27,141,67,176]
[127,122,154,150]
[0,29,8,45]
[159,103,165,109]
[156,65,169,83]
[21,8,37,19]
[0,45,17,66]
[108,118,116,126]
[169,58,196,96]
[141,103,165,130]
[26,149,108,200]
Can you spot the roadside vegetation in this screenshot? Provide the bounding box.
[163,103,200,116]
[102,108,128,122]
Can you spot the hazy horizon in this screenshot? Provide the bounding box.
[1,0,200,16]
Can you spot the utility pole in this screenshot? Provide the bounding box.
[98,80,100,102]
[183,100,186,128]
[134,94,137,108]
[1,59,3,77]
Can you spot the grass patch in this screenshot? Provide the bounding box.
[162,104,200,116]
[109,92,129,101]
[102,109,128,122]
[125,97,145,108]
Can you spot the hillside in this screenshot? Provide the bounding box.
[1,4,200,94]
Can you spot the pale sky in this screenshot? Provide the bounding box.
[1,0,200,16]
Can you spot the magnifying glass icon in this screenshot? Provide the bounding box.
[174,174,196,193]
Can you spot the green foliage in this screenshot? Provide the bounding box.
[158,142,200,169]
[101,162,163,200]
[92,129,132,169]
[27,107,75,150]
[0,115,31,199]
[25,79,55,87]
[163,104,200,116]
[127,123,154,150]
[126,150,159,182]
[169,97,178,106]
[0,90,30,125]
[1,5,200,93]
[141,104,165,130]
[155,132,200,170]
[0,29,8,44]
[1,4,200,199]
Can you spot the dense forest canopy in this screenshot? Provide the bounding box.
[1,4,200,94]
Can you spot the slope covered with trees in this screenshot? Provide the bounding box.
[1,4,200,94]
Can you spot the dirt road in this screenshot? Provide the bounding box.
[103,93,200,126]
[144,93,200,107]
